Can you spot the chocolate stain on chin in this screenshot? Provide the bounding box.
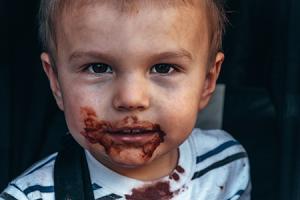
[80,106,166,160]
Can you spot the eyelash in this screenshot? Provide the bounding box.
[86,63,113,74]
[150,63,178,74]
[84,63,179,75]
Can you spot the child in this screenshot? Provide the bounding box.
[1,0,251,199]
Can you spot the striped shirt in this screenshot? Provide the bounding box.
[1,129,251,200]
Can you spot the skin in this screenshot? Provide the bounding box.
[41,2,224,181]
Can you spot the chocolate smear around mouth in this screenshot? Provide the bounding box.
[80,106,166,160]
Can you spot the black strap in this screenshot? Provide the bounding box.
[54,134,95,200]
[0,192,18,200]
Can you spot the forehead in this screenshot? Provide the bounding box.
[58,0,201,12]
[58,0,207,28]
[56,0,210,64]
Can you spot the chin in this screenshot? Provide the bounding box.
[107,147,154,168]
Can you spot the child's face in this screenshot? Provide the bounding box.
[42,3,223,179]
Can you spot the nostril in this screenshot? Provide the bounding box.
[136,105,147,111]
[116,105,146,111]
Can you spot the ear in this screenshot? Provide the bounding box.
[198,52,224,110]
[41,53,64,111]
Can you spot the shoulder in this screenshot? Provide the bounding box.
[187,128,251,199]
[188,128,248,162]
[1,153,57,200]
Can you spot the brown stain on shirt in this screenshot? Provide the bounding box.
[170,172,180,181]
[169,165,185,182]
[125,181,174,200]
[127,165,186,199]
[175,165,185,174]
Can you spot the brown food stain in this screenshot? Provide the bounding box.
[169,165,185,182]
[125,181,175,200]
[126,165,186,200]
[80,106,166,160]
[169,172,180,181]
[175,165,185,174]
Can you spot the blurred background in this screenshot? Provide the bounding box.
[0,0,299,199]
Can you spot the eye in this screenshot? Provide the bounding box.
[151,63,175,74]
[87,63,113,74]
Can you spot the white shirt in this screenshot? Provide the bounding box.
[1,129,251,200]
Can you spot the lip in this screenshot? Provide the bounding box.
[104,128,160,144]
[106,127,160,135]
[109,133,157,144]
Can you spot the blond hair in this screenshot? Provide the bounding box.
[38,0,227,68]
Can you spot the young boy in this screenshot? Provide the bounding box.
[1,0,251,199]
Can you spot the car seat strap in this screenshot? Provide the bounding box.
[54,134,95,200]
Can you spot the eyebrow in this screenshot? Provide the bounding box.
[68,48,193,63]
[150,49,193,61]
[69,50,115,63]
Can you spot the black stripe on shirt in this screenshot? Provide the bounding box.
[96,193,123,200]
[23,185,54,195]
[92,183,102,190]
[227,189,245,200]
[9,184,23,194]
[21,183,102,196]
[192,152,247,180]
[196,140,240,164]
[25,155,57,176]
[0,192,18,200]
[227,180,251,200]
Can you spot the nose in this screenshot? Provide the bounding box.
[112,76,150,112]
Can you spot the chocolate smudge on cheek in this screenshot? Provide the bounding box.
[80,107,112,144]
[80,106,166,161]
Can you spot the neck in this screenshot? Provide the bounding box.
[95,148,179,181]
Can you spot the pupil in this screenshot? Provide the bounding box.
[93,64,108,73]
[155,64,170,73]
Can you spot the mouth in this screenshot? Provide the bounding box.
[108,127,158,135]
[103,127,164,144]
[105,126,161,136]
[83,126,165,145]
[83,125,165,161]
[80,107,166,162]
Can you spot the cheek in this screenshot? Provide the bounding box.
[61,92,107,151]
[158,84,202,118]
[156,93,200,145]
[166,110,198,134]
[60,86,102,136]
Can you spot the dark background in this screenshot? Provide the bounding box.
[0,0,299,200]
